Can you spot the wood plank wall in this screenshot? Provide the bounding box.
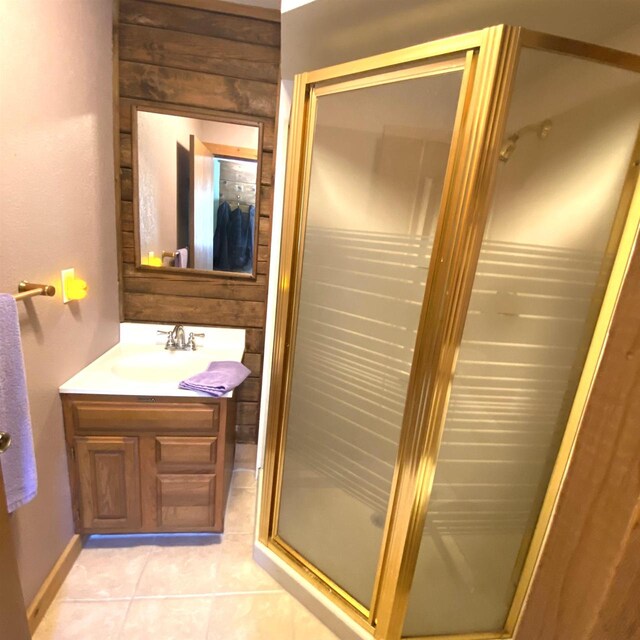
[515,241,640,640]
[115,0,280,442]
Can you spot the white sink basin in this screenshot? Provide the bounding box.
[59,323,246,398]
[111,350,214,383]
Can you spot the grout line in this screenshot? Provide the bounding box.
[205,594,214,640]
[55,596,133,603]
[58,588,284,603]
[129,539,156,600]
[116,597,134,640]
[211,590,284,597]
[128,589,284,600]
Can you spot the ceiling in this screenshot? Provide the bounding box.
[282,0,640,78]
[230,0,281,10]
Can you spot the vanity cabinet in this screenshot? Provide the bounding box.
[61,394,235,534]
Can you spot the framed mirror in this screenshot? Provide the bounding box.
[132,105,262,277]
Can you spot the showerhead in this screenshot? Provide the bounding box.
[538,118,552,139]
[499,135,519,162]
[499,118,553,162]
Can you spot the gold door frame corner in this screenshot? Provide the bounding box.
[259,22,640,640]
[371,24,526,639]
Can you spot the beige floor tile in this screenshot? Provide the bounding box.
[33,599,130,640]
[207,592,293,640]
[121,596,211,640]
[215,534,282,593]
[135,537,223,596]
[290,596,341,640]
[57,538,154,600]
[224,487,257,534]
[234,444,257,470]
[231,468,257,489]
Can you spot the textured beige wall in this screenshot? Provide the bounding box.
[138,111,196,259]
[0,0,119,604]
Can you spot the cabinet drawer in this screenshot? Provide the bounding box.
[157,474,215,529]
[73,401,219,435]
[156,437,217,471]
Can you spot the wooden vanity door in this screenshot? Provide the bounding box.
[75,436,141,531]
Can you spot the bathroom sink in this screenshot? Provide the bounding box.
[59,323,246,398]
[111,349,214,383]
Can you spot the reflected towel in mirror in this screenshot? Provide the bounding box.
[174,247,188,268]
[179,361,250,396]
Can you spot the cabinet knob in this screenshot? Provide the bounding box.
[0,432,12,454]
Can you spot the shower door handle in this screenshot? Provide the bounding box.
[0,432,12,454]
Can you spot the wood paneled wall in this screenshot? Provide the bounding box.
[516,239,640,639]
[114,0,280,442]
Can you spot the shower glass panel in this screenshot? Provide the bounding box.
[403,49,640,637]
[276,66,465,608]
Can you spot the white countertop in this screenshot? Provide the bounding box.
[59,323,246,398]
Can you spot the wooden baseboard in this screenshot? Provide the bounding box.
[26,534,85,634]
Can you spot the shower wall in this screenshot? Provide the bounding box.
[487,58,640,252]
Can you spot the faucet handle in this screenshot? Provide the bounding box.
[187,332,205,351]
[157,329,175,349]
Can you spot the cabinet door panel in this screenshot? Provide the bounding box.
[157,474,216,529]
[76,436,141,531]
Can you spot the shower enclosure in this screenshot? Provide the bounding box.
[260,26,640,640]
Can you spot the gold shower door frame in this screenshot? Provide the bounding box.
[259,25,640,640]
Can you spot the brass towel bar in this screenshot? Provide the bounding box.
[12,281,56,301]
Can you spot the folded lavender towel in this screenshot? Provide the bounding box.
[0,295,38,512]
[179,361,251,397]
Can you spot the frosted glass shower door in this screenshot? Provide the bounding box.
[403,48,640,638]
[274,63,465,609]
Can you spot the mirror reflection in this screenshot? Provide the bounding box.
[136,109,259,274]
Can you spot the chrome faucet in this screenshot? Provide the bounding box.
[172,324,186,350]
[157,325,204,351]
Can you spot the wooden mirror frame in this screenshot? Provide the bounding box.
[131,103,264,280]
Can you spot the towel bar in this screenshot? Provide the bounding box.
[12,281,56,301]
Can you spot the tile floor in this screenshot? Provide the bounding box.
[34,444,339,640]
